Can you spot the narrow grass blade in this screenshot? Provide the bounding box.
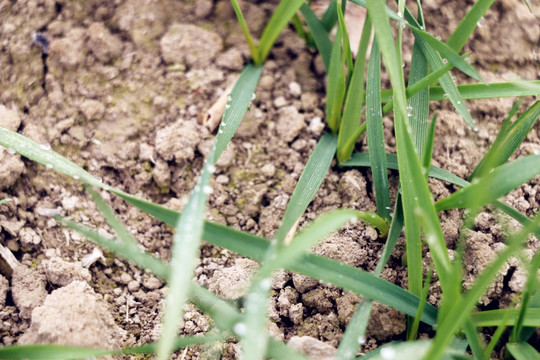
[366,0,422,297]
[404,10,477,130]
[469,101,540,180]
[408,35,430,155]
[337,16,372,163]
[321,0,345,31]
[435,154,540,211]
[0,334,225,360]
[408,269,432,340]
[336,300,373,359]
[326,29,346,132]
[427,81,540,101]
[257,0,305,62]
[446,0,497,52]
[507,343,540,360]
[156,154,215,360]
[213,64,263,162]
[365,42,391,220]
[336,0,353,73]
[300,3,333,71]
[409,27,483,82]
[230,0,259,63]
[0,198,12,205]
[274,133,337,242]
[471,308,540,327]
[421,114,437,178]
[0,126,104,187]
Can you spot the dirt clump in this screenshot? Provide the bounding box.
[18,281,125,352]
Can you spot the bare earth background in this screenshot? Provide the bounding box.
[0,0,539,358]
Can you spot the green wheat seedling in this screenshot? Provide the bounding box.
[1,0,540,359]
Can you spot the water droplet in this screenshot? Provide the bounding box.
[477,17,486,28]
[226,94,232,102]
[225,104,231,110]
[443,93,449,99]
[407,105,414,117]
[452,76,457,83]
[221,122,227,127]
[457,101,461,105]
[251,93,256,100]
[73,175,80,180]
[46,163,53,169]
[534,149,540,155]
[399,20,406,30]
[6,148,16,155]
[473,126,479,132]
[442,58,448,64]
[260,278,272,290]
[350,216,358,224]
[420,25,425,30]
[401,61,405,68]
[219,129,224,134]
[207,164,216,173]
[381,347,396,360]
[233,322,247,335]
[436,35,442,41]
[40,143,51,151]
[397,11,402,18]
[358,336,366,345]
[203,185,213,194]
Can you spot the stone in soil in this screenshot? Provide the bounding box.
[11,265,47,320]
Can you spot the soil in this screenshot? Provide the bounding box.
[0,0,539,358]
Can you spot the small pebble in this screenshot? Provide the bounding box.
[288,81,301,98]
[273,96,287,108]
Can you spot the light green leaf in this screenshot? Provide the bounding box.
[507,343,540,360]
[274,133,337,242]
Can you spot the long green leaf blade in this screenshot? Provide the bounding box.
[274,133,337,242]
[409,26,483,82]
[446,0,496,52]
[365,41,391,220]
[326,30,346,132]
[300,4,333,71]
[381,81,540,102]
[213,64,263,161]
[257,0,305,62]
